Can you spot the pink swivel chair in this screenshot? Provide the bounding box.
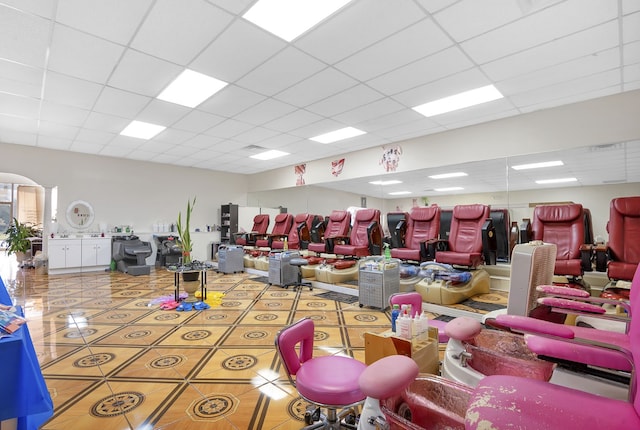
[275,318,366,429]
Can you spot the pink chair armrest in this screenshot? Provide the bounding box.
[495,314,575,339]
[536,284,591,298]
[537,297,606,314]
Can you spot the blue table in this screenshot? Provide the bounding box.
[0,278,53,430]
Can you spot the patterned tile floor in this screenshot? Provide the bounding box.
[3,257,507,430]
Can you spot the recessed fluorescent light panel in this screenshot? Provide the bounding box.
[412,85,503,117]
[243,0,352,42]
[535,177,577,184]
[429,172,468,179]
[120,120,166,140]
[250,149,289,160]
[434,186,464,192]
[511,160,564,170]
[310,127,366,144]
[157,69,227,108]
[388,191,411,196]
[369,180,402,186]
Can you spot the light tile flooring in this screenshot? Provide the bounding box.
[3,256,507,430]
[4,261,396,430]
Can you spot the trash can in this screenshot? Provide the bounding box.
[34,256,48,275]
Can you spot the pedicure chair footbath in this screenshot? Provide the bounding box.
[112,235,153,275]
[356,263,640,430]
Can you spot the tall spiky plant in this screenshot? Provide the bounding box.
[176,197,196,265]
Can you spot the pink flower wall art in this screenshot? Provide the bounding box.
[331,158,345,177]
[295,163,306,186]
[379,145,402,172]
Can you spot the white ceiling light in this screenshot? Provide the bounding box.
[369,180,402,186]
[434,186,464,192]
[243,0,352,42]
[429,172,468,179]
[412,85,504,117]
[388,191,411,196]
[535,177,577,184]
[310,127,365,144]
[157,69,228,108]
[120,120,166,140]
[250,149,289,160]
[511,160,564,170]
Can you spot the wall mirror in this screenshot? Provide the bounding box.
[66,200,94,229]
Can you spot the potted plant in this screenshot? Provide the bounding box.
[4,218,40,262]
[176,197,199,282]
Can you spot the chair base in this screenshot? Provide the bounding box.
[303,406,358,429]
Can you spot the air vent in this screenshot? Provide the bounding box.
[244,145,266,151]
[590,143,624,152]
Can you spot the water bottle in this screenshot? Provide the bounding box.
[390,304,400,332]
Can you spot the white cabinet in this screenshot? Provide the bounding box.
[48,239,82,271]
[82,238,112,268]
[48,237,111,274]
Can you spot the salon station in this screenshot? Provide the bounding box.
[1,1,640,429]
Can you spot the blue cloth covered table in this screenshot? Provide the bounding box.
[0,277,53,429]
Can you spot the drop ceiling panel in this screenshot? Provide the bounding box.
[83,111,131,134]
[236,47,326,97]
[136,99,191,127]
[74,128,116,145]
[42,72,103,110]
[92,87,151,118]
[0,6,51,67]
[232,98,298,126]
[55,0,152,44]
[461,0,618,65]
[432,0,527,42]
[0,92,40,118]
[305,84,384,117]
[0,60,43,98]
[70,140,104,154]
[232,126,280,144]
[39,101,89,126]
[296,0,424,64]
[623,11,640,42]
[48,24,125,83]
[107,49,182,97]
[274,67,358,107]
[204,118,253,139]
[481,22,620,82]
[171,110,225,134]
[131,0,233,65]
[263,109,324,133]
[190,19,286,82]
[152,128,197,145]
[197,85,266,117]
[335,19,453,82]
[333,98,407,126]
[366,46,474,96]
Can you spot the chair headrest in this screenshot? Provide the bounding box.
[275,213,290,223]
[254,214,269,222]
[355,208,379,222]
[612,197,640,217]
[330,210,349,222]
[411,206,439,221]
[453,204,488,220]
[535,204,583,222]
[294,213,310,223]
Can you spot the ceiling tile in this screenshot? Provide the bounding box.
[296,0,425,64]
[287,118,344,139]
[0,5,51,68]
[69,140,104,154]
[48,24,125,83]
[39,101,90,126]
[181,134,224,150]
[197,84,266,117]
[55,0,152,45]
[135,99,191,127]
[432,0,528,42]
[108,49,183,97]
[414,0,458,14]
[305,84,384,117]
[93,87,151,118]
[0,59,43,98]
[232,126,280,144]
[3,0,56,18]
[335,19,453,82]
[263,109,324,133]
[190,19,286,83]
[74,128,116,145]
[38,120,79,139]
[333,98,406,125]
[482,22,619,82]
[236,47,326,96]
[0,129,37,146]
[0,114,38,134]
[171,110,225,134]
[131,0,234,65]
[274,67,357,107]
[623,10,640,43]
[461,0,619,64]
[366,46,474,96]
[0,92,40,118]
[36,135,72,150]
[232,98,297,126]
[152,128,197,145]
[204,118,253,139]
[83,111,131,134]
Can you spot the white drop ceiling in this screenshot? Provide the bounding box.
[0,0,639,196]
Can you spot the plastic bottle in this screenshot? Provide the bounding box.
[283,237,288,250]
[398,311,412,340]
[390,304,400,333]
[418,311,429,343]
[384,243,391,261]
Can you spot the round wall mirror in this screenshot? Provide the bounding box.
[66,200,95,229]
